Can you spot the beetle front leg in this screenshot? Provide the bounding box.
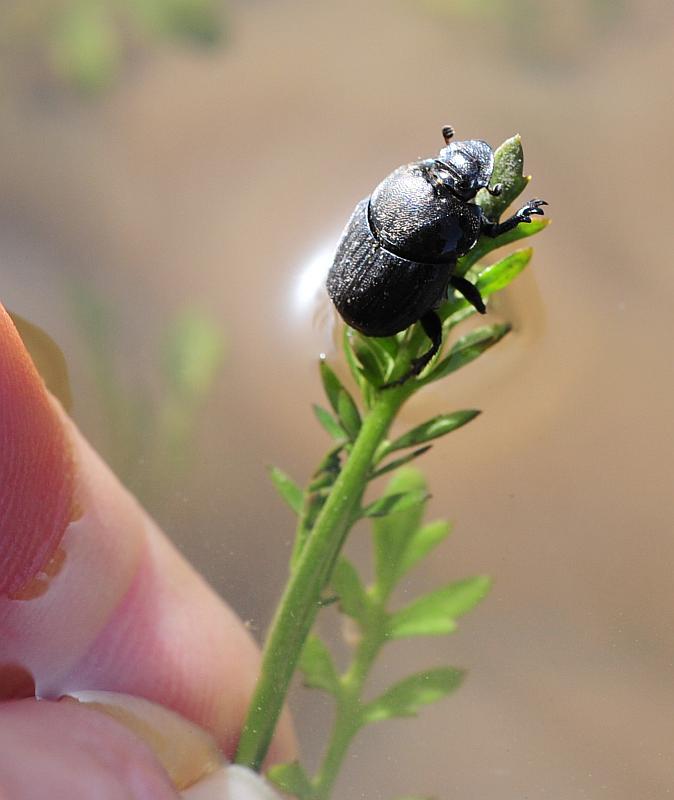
[481,198,547,237]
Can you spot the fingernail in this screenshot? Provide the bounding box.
[0,304,77,598]
[67,690,283,799]
[65,690,224,791]
[181,766,282,800]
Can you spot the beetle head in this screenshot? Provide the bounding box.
[437,139,495,201]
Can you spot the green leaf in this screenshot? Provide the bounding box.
[387,576,491,639]
[363,489,428,518]
[299,636,341,696]
[372,469,428,595]
[319,359,344,414]
[267,761,316,800]
[129,0,225,45]
[320,359,360,436]
[269,467,303,515]
[362,668,465,723]
[476,247,533,299]
[352,333,396,384]
[162,311,225,398]
[331,558,370,622]
[291,446,343,567]
[475,134,528,221]
[424,323,510,384]
[351,340,383,384]
[398,520,453,578]
[371,334,400,360]
[49,1,121,92]
[445,246,535,320]
[312,404,347,441]
[370,446,432,480]
[342,328,366,389]
[458,219,548,274]
[385,411,481,453]
[337,389,362,439]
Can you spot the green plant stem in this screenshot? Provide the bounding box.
[235,385,409,771]
[313,605,387,798]
[312,704,361,800]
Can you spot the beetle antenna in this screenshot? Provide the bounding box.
[441,125,455,144]
[487,183,503,197]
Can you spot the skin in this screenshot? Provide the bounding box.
[0,302,295,798]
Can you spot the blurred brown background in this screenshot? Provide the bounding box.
[1,0,673,797]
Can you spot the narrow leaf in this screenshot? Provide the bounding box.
[319,359,346,416]
[398,520,453,578]
[351,340,383,384]
[387,576,491,639]
[342,328,365,388]
[267,761,316,800]
[475,134,528,222]
[459,219,548,274]
[269,467,303,515]
[424,323,510,384]
[162,311,225,398]
[476,247,533,298]
[373,468,428,596]
[353,333,395,382]
[135,0,225,45]
[49,1,121,92]
[332,558,369,622]
[370,446,432,480]
[319,358,361,438]
[386,411,481,453]
[312,404,347,441]
[337,389,362,439]
[291,447,342,567]
[299,635,341,696]
[363,489,428,518]
[363,333,397,363]
[363,668,465,723]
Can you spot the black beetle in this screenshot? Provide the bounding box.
[326,126,547,384]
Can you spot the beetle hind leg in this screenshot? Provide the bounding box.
[382,311,442,389]
[414,311,443,374]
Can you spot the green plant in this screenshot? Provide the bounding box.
[0,0,227,93]
[234,135,549,797]
[68,283,226,507]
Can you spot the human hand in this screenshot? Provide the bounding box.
[0,303,294,798]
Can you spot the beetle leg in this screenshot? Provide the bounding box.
[480,199,547,237]
[382,311,442,388]
[449,275,486,314]
[480,211,519,237]
[415,311,443,371]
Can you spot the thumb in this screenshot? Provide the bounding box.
[0,303,294,767]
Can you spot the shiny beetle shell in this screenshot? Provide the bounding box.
[326,127,547,384]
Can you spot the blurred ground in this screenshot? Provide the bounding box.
[1,1,673,798]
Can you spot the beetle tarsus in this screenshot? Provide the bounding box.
[481,198,547,237]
